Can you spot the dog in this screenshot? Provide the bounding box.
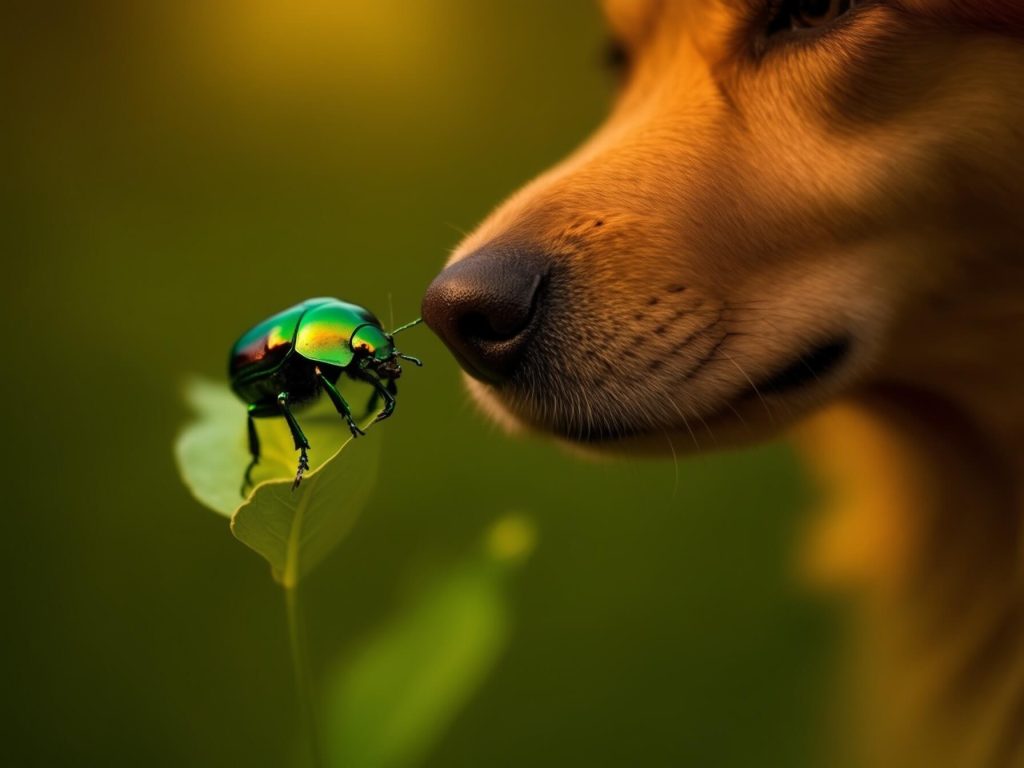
[422,1,1024,766]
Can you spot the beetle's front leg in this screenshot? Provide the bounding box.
[316,368,365,439]
[356,370,396,421]
[277,392,311,490]
[364,388,380,418]
[363,377,397,418]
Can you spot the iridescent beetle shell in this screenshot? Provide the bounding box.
[229,297,376,385]
[294,302,389,368]
[227,297,422,494]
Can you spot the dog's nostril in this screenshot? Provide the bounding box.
[460,312,496,341]
[422,248,547,384]
[460,310,519,342]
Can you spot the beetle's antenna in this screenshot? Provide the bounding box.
[397,353,423,366]
[390,317,423,336]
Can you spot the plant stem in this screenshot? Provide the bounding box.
[285,585,324,768]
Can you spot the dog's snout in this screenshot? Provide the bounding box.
[422,249,546,384]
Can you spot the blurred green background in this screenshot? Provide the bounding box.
[3,1,836,765]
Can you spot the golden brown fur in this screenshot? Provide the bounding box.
[439,1,1024,764]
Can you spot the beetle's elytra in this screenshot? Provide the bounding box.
[229,297,422,494]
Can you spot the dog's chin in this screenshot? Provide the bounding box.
[464,377,785,459]
[462,336,857,458]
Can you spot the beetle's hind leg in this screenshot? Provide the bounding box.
[240,406,261,497]
[316,368,365,439]
[277,392,311,490]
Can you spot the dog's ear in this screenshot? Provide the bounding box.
[901,0,1024,35]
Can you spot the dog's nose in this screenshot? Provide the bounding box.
[422,249,545,383]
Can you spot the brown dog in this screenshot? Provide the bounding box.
[423,2,1024,766]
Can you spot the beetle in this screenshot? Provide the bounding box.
[229,297,422,494]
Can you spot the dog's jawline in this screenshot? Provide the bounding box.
[539,336,854,444]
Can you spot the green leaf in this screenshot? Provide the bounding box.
[324,515,536,768]
[175,377,381,586]
[231,429,380,587]
[175,378,254,518]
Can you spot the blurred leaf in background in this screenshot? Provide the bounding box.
[326,515,535,768]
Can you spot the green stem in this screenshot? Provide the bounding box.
[285,585,324,768]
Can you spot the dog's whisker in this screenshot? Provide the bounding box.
[661,430,681,500]
[720,350,774,425]
[667,395,700,451]
[685,400,718,448]
[443,221,470,238]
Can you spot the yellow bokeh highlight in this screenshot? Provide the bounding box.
[485,514,536,565]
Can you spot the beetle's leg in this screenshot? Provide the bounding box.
[356,371,396,422]
[316,369,365,439]
[277,392,311,490]
[363,377,395,417]
[240,406,261,497]
[364,387,381,418]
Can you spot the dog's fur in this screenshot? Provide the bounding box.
[438,2,1024,765]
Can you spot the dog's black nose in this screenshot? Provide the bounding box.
[422,249,545,383]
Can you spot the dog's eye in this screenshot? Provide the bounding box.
[770,0,856,35]
[793,0,852,27]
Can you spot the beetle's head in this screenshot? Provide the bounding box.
[352,321,424,381]
[375,354,403,380]
[375,344,425,379]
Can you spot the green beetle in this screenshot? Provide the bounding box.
[229,297,422,493]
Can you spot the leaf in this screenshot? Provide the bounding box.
[175,378,255,518]
[231,428,380,587]
[324,515,536,768]
[175,377,382,585]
